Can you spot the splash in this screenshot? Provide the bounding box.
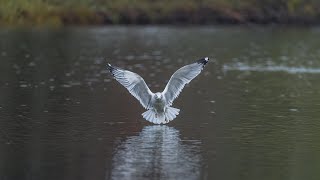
[223,63,320,74]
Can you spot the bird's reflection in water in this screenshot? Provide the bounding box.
[110,125,202,180]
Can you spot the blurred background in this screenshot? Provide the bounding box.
[1,0,320,26]
[1,1,320,180]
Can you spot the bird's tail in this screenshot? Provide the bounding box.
[164,107,180,122]
[142,107,180,124]
[142,109,164,124]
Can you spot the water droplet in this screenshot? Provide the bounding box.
[289,108,298,112]
[28,62,36,67]
[61,84,71,88]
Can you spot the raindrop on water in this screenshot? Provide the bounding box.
[28,62,36,67]
[61,84,71,88]
[289,108,299,112]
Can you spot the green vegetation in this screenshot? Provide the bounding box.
[0,0,320,26]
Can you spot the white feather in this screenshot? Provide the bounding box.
[108,57,208,124]
[162,57,208,106]
[108,64,154,109]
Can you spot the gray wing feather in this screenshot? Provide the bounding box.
[107,64,153,109]
[162,57,209,106]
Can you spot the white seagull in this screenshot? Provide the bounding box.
[107,57,209,124]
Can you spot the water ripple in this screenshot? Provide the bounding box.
[110,126,202,180]
[223,63,320,74]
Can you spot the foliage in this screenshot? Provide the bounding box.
[0,0,320,26]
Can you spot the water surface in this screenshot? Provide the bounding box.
[0,26,320,180]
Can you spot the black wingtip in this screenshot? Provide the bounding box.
[106,63,115,75]
[107,63,112,70]
[197,57,209,65]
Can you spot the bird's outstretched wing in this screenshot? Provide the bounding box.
[162,57,209,106]
[107,64,153,109]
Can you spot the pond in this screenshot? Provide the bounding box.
[0,26,320,180]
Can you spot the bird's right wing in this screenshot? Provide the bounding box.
[162,57,209,106]
[107,64,153,109]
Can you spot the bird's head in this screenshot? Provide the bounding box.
[155,93,162,100]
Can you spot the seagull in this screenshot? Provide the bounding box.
[107,57,209,124]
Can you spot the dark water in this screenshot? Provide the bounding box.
[0,26,320,180]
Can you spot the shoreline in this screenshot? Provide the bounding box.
[1,1,320,27]
[1,15,319,27]
[1,16,320,27]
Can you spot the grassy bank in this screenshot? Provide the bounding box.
[1,0,320,26]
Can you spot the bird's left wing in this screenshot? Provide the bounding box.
[162,57,209,106]
[107,64,153,109]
